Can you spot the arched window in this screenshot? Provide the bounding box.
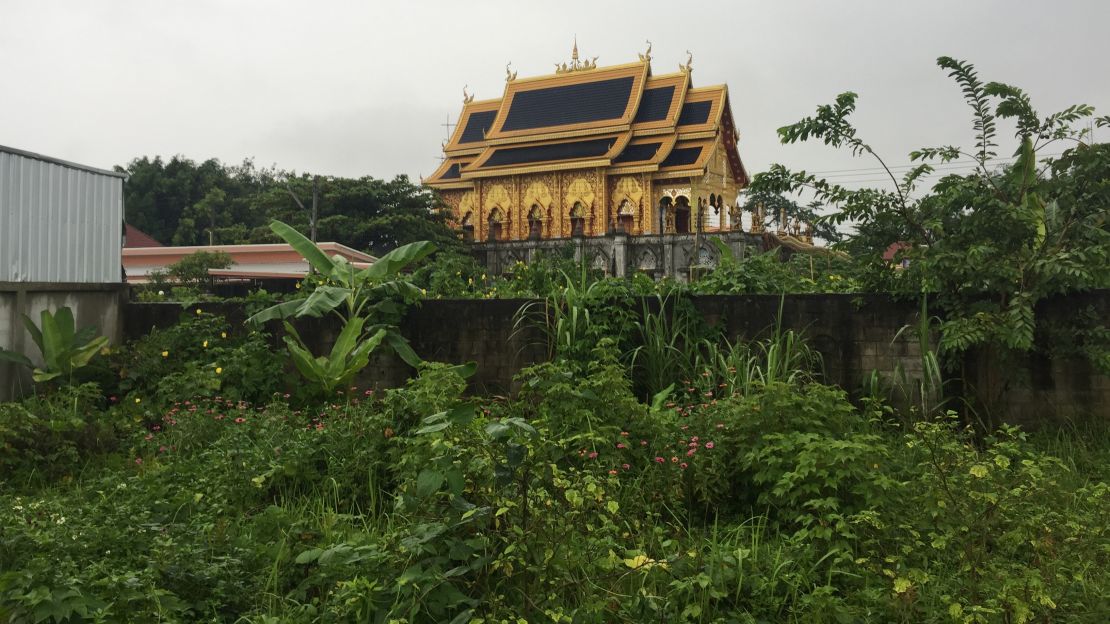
[569,201,586,236]
[528,204,543,240]
[488,207,505,242]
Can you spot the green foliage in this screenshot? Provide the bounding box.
[0,384,112,483]
[247,220,436,397]
[120,156,458,255]
[109,310,284,405]
[0,307,109,385]
[752,56,1110,416]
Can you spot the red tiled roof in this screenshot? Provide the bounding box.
[882,241,912,262]
[124,224,163,248]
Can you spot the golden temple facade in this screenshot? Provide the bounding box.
[424,45,749,243]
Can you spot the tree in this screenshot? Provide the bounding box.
[751,57,1110,419]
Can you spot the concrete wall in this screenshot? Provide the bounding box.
[1,282,125,400]
[114,291,1110,425]
[472,230,764,281]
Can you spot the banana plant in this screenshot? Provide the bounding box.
[246,220,441,392]
[0,307,109,384]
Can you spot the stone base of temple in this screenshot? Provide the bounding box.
[469,231,764,282]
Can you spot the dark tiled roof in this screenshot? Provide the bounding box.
[677,100,713,126]
[459,111,497,144]
[612,141,662,164]
[440,163,462,180]
[660,146,703,168]
[633,86,676,123]
[483,137,617,168]
[501,77,635,132]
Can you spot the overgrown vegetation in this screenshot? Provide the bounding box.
[1,58,1107,622]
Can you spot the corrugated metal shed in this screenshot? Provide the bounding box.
[0,145,125,283]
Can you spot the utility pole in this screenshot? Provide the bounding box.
[311,175,318,243]
[283,175,320,243]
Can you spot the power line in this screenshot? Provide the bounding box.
[801,152,1063,177]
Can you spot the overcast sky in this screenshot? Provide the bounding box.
[3,0,1108,190]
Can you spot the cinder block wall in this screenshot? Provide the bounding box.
[1,283,125,400]
[118,292,1110,426]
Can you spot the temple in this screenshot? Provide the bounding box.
[424,44,778,279]
[426,42,751,236]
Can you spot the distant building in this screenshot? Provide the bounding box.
[1,145,125,283]
[424,44,749,242]
[122,242,376,283]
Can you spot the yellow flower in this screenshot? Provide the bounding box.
[481,274,487,280]
[195,308,202,315]
[295,282,302,289]
[134,397,141,404]
[215,367,223,375]
[202,340,208,348]
[161,350,169,358]
[420,288,427,296]
[220,331,227,339]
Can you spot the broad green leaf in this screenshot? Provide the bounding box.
[416,469,445,497]
[270,220,337,276]
[39,310,66,374]
[357,241,436,281]
[384,331,422,368]
[296,286,352,318]
[247,299,307,325]
[326,316,367,379]
[69,336,109,370]
[21,314,43,352]
[0,348,32,367]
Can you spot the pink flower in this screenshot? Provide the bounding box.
[620,431,629,437]
[688,442,698,448]
[588,451,598,459]
[152,425,160,431]
[680,462,688,469]
[687,449,696,457]
[158,445,167,453]
[654,457,665,464]
[705,442,715,449]
[640,440,648,446]
[716,423,725,430]
[608,469,618,475]
[234,417,246,424]
[622,463,630,470]
[691,436,699,442]
[616,443,627,449]
[671,456,678,463]
[144,434,153,441]
[134,457,142,465]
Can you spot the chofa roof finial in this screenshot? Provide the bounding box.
[505,62,517,82]
[638,40,653,62]
[680,49,693,73]
[462,84,474,104]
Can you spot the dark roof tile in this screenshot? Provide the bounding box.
[483,137,617,168]
[501,77,635,132]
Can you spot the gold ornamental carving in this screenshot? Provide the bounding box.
[610,177,643,215]
[483,184,511,212]
[522,181,554,212]
[564,177,595,213]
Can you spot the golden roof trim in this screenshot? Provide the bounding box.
[485,124,631,146]
[653,169,702,180]
[426,180,475,191]
[505,59,649,86]
[462,158,611,179]
[608,164,659,175]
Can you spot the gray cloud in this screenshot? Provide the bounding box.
[2,0,1107,185]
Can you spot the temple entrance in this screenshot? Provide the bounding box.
[617,199,634,233]
[461,212,474,243]
[488,207,505,242]
[674,196,691,234]
[570,202,586,237]
[527,205,543,240]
